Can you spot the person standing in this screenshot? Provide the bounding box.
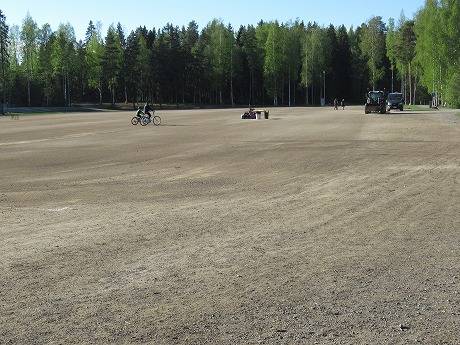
[334,98,338,110]
[341,99,345,110]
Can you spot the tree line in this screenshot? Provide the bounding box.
[0,0,459,110]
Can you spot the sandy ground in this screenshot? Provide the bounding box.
[1,106,459,344]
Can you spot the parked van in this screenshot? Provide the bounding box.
[387,92,404,111]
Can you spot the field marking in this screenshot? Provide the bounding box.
[390,165,460,171]
[0,130,118,146]
[16,206,75,212]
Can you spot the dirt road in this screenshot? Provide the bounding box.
[1,106,459,344]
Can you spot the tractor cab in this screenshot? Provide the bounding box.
[365,90,387,114]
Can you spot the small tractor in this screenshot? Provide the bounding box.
[365,90,387,114]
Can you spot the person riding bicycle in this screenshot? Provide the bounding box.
[143,101,154,119]
[136,107,143,118]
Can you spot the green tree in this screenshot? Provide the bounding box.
[386,18,397,92]
[103,24,123,105]
[115,23,126,104]
[191,26,212,104]
[164,23,185,106]
[84,20,97,47]
[0,9,9,114]
[20,12,39,106]
[349,25,368,102]
[310,26,329,104]
[180,21,201,104]
[300,24,315,105]
[445,72,460,108]
[360,16,386,90]
[262,21,284,105]
[85,23,104,104]
[6,24,23,105]
[335,25,352,102]
[325,24,339,104]
[123,30,140,106]
[51,23,77,106]
[395,20,416,104]
[282,20,303,106]
[204,20,235,105]
[414,0,444,105]
[226,23,237,106]
[36,23,54,105]
[439,0,460,107]
[9,4,460,107]
[136,28,152,102]
[237,24,264,106]
[441,0,460,70]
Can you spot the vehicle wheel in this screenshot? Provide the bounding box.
[141,117,149,126]
[131,116,139,125]
[153,116,161,126]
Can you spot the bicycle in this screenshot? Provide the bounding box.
[131,108,161,126]
[141,113,161,126]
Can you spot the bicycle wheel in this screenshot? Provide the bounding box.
[153,116,161,126]
[131,116,139,125]
[140,117,149,126]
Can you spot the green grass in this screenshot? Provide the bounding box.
[403,105,435,111]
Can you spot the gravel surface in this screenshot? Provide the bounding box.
[1,106,459,344]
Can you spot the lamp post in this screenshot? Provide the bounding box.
[319,73,322,105]
[323,70,326,106]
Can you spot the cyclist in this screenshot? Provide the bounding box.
[143,101,154,119]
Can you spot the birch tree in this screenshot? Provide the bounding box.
[37,24,54,105]
[414,0,444,105]
[386,18,397,92]
[0,10,8,114]
[263,21,284,105]
[20,12,38,106]
[52,23,77,106]
[360,16,386,90]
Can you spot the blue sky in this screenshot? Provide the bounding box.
[2,0,424,41]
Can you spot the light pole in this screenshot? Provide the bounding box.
[323,70,326,106]
[319,73,322,105]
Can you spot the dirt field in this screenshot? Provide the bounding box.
[1,106,459,344]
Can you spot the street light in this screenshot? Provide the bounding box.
[323,70,326,106]
[319,73,322,104]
